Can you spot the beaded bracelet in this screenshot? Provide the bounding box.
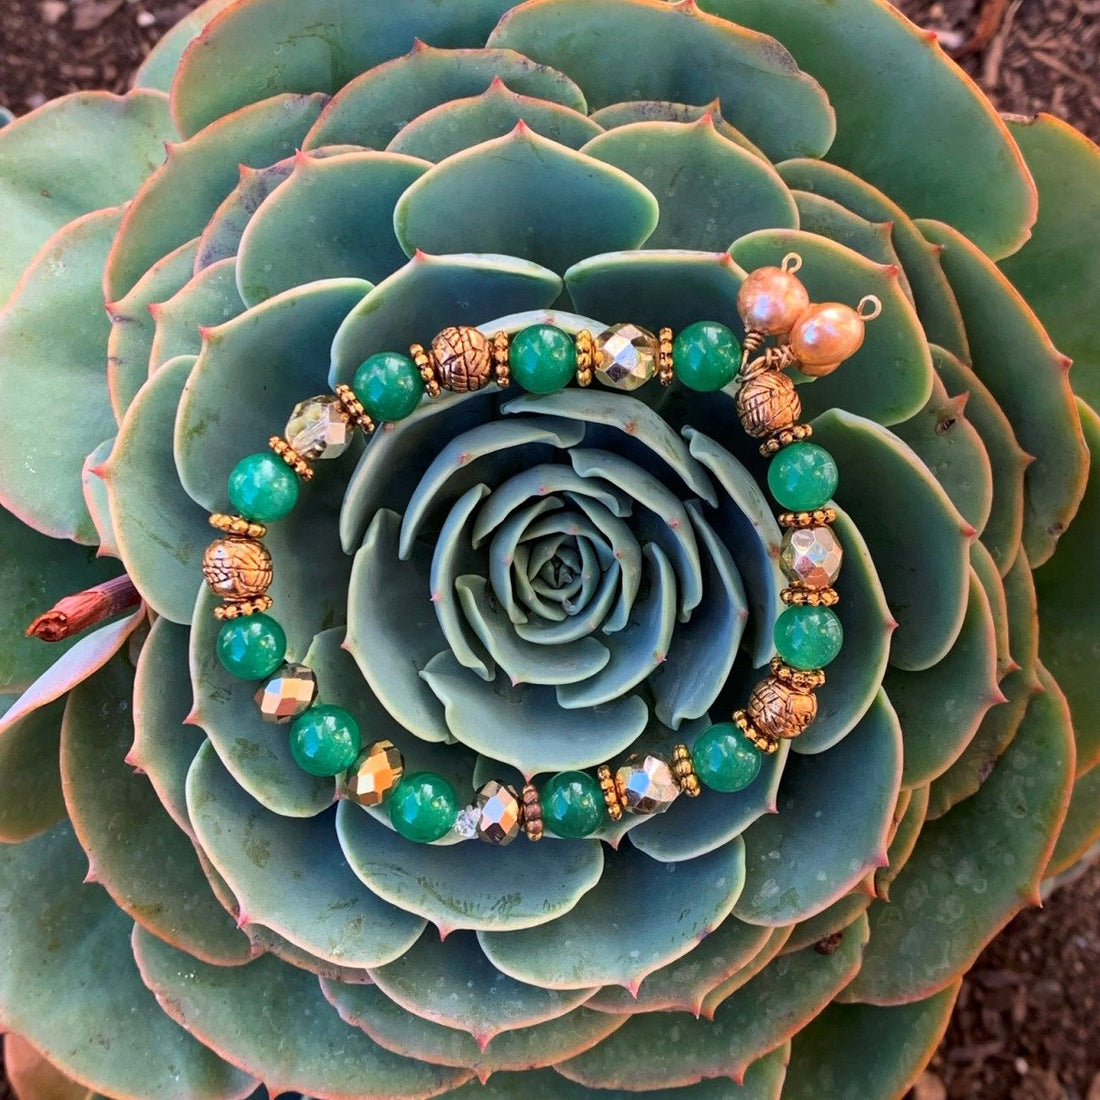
[200,254,880,845]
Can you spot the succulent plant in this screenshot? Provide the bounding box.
[1,0,1099,1096]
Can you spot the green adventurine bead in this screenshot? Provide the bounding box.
[692,722,762,792]
[509,324,577,394]
[352,351,424,422]
[540,770,605,838]
[288,704,362,777]
[216,613,286,680]
[227,452,299,522]
[767,442,839,511]
[774,605,844,670]
[672,320,741,392]
[389,772,459,843]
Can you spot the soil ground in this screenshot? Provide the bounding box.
[0,1,1097,1098]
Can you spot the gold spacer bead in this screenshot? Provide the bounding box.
[333,384,376,435]
[671,743,702,797]
[759,423,814,457]
[733,709,780,754]
[769,656,826,692]
[208,513,267,539]
[596,764,623,820]
[410,343,442,398]
[781,586,840,607]
[658,326,674,386]
[269,436,314,481]
[521,783,543,841]
[491,331,511,388]
[575,329,595,387]
[778,507,837,529]
[213,594,274,620]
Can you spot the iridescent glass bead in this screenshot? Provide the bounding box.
[594,323,658,391]
[614,753,679,815]
[780,526,843,589]
[475,781,522,845]
[346,739,404,806]
[255,663,317,723]
[285,395,353,460]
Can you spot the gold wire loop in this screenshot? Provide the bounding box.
[857,295,883,321]
[781,252,803,274]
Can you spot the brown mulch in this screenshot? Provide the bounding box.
[0,2,1098,1099]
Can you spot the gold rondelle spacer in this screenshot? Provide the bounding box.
[333,384,376,435]
[492,331,511,388]
[779,508,837,529]
[596,764,623,820]
[671,743,701,797]
[213,594,274,620]
[759,423,814,457]
[409,343,442,398]
[769,657,826,692]
[575,329,595,387]
[208,513,267,539]
[781,586,840,607]
[658,326,674,386]
[521,783,543,841]
[733,709,779,754]
[269,436,314,481]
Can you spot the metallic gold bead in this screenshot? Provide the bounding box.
[346,739,405,807]
[594,323,658,391]
[769,657,826,692]
[475,780,522,845]
[735,369,801,438]
[746,676,818,743]
[522,783,543,841]
[658,326,674,386]
[333,384,376,435]
[213,594,273,620]
[431,326,493,393]
[779,507,837,529]
[781,526,843,590]
[410,343,441,398]
[492,331,511,388]
[781,586,840,607]
[671,743,701,797]
[208,513,267,539]
[575,329,594,387]
[202,537,273,601]
[285,395,353,461]
[615,753,679,815]
[759,423,814,457]
[596,764,623,821]
[254,663,317,723]
[268,436,314,480]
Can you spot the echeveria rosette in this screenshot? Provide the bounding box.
[0,0,1097,1096]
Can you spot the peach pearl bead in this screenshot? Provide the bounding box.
[789,303,865,371]
[737,267,811,335]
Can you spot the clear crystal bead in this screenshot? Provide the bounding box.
[254,663,317,723]
[453,805,481,840]
[615,753,680,815]
[346,739,404,807]
[780,526,843,589]
[285,395,353,460]
[594,323,658,391]
[475,781,521,845]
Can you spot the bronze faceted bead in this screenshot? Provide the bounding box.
[432,325,494,392]
[735,369,801,438]
[476,780,522,845]
[346,740,405,807]
[202,537,273,602]
[745,675,818,743]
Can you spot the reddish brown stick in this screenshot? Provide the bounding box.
[25,574,142,642]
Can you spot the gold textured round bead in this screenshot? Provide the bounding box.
[201,537,273,601]
[431,325,494,392]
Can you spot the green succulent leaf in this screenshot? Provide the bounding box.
[132,0,235,92]
[488,0,835,162]
[874,783,930,903]
[478,840,745,990]
[918,217,1088,568]
[393,127,659,274]
[4,1031,109,1100]
[1045,762,1100,879]
[303,43,588,151]
[782,983,960,1100]
[591,99,768,161]
[969,539,1011,678]
[582,116,798,250]
[0,822,257,1099]
[0,696,67,843]
[780,893,872,957]
[132,925,472,1098]
[149,257,246,369]
[704,0,1037,258]
[0,208,121,543]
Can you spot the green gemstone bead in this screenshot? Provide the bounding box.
[227,452,299,523]
[540,770,605,838]
[509,324,577,394]
[672,320,741,392]
[352,351,423,422]
[289,704,361,777]
[692,722,762,792]
[767,443,839,511]
[389,772,459,843]
[774,605,843,670]
[216,613,286,680]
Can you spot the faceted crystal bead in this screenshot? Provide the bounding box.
[255,663,317,723]
[615,753,680,815]
[346,739,405,807]
[780,526,843,589]
[475,781,522,845]
[285,395,353,461]
[453,805,481,840]
[594,323,658,391]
